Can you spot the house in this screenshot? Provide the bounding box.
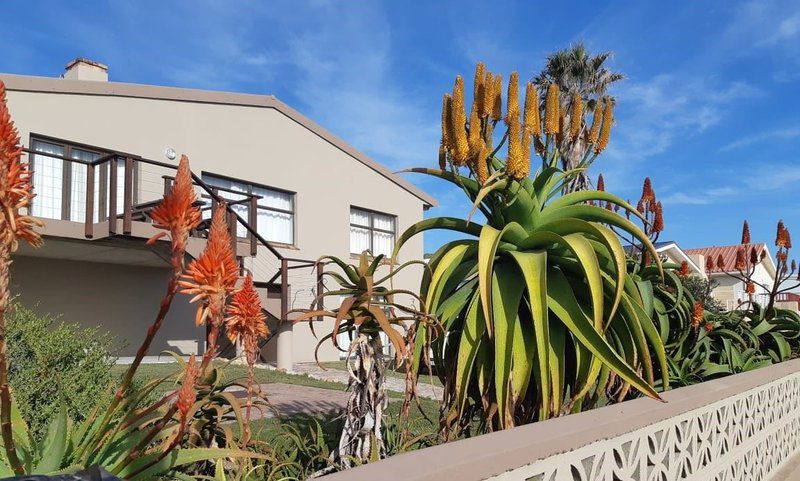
[774,292,800,312]
[0,58,435,369]
[623,241,706,277]
[684,244,776,311]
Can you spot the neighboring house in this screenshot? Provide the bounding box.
[624,241,706,278]
[685,244,776,311]
[774,292,800,313]
[1,59,435,369]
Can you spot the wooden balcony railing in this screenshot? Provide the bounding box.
[22,147,323,323]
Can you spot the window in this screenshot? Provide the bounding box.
[350,207,396,257]
[202,174,295,245]
[30,137,117,222]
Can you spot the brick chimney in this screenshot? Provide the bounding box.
[63,58,108,82]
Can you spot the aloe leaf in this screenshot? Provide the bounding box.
[508,250,551,420]
[491,263,526,428]
[425,243,477,314]
[454,292,485,415]
[34,404,68,473]
[547,268,661,400]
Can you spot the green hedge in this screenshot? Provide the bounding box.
[6,304,118,440]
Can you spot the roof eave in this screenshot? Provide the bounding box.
[0,73,437,208]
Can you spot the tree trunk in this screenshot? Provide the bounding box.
[337,333,387,468]
[560,136,590,194]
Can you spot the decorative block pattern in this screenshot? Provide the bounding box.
[489,374,800,481]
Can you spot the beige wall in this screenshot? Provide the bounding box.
[10,255,203,357]
[2,83,429,363]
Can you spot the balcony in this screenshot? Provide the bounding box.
[20,145,321,368]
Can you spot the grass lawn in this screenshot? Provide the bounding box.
[115,360,443,444]
[245,395,441,442]
[114,360,442,434]
[112,360,348,396]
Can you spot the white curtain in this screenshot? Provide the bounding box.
[255,187,293,244]
[31,141,64,219]
[373,230,394,257]
[201,174,295,244]
[227,182,249,238]
[350,208,395,256]
[372,213,395,256]
[350,208,371,254]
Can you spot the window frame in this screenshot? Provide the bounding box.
[28,134,135,222]
[349,206,397,256]
[201,172,296,246]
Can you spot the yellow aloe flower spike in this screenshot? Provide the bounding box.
[468,103,483,164]
[474,62,486,117]
[506,110,523,179]
[491,74,503,121]
[588,101,602,144]
[523,82,541,138]
[504,71,519,126]
[519,125,531,180]
[483,71,494,118]
[594,100,613,154]
[569,91,582,140]
[441,94,452,151]
[544,83,560,135]
[452,76,470,164]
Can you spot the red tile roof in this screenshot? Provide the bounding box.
[684,243,768,274]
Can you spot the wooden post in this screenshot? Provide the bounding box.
[108,158,117,235]
[277,258,293,371]
[84,163,95,238]
[280,258,289,322]
[122,157,133,235]
[249,196,258,256]
[163,176,172,197]
[227,206,238,253]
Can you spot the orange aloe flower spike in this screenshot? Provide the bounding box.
[176,355,199,424]
[0,81,42,251]
[741,220,751,245]
[226,272,268,344]
[179,204,239,326]
[148,155,202,252]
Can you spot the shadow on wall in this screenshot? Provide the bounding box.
[9,255,204,357]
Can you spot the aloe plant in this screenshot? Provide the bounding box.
[0,365,262,480]
[395,63,666,433]
[293,251,432,468]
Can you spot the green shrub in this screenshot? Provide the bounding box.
[6,304,118,440]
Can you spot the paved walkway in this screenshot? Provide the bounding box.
[230,382,351,420]
[292,362,444,400]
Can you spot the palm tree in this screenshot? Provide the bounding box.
[534,43,624,192]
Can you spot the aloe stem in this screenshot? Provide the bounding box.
[0,244,23,475]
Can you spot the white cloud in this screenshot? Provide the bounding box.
[661,165,800,207]
[719,126,800,152]
[600,75,760,184]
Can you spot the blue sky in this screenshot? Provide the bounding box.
[2,0,799,254]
